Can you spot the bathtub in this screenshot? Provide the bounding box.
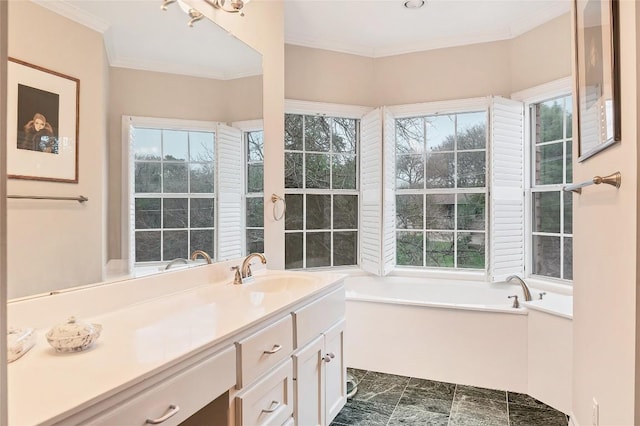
[344,274,572,399]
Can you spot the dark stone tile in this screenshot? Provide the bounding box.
[352,375,407,406]
[398,387,453,414]
[332,399,394,426]
[455,384,507,403]
[388,406,449,426]
[450,395,509,426]
[509,403,568,426]
[507,391,559,411]
[347,367,368,384]
[406,377,456,400]
[448,411,509,426]
[363,371,411,384]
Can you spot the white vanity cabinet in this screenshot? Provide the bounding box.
[292,288,346,426]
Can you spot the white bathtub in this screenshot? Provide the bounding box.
[344,274,572,400]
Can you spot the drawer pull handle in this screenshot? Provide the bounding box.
[146,405,180,424]
[262,400,281,413]
[323,352,335,363]
[263,344,282,354]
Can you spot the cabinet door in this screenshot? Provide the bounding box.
[324,320,346,424]
[292,335,324,426]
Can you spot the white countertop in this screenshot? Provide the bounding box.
[7,268,344,425]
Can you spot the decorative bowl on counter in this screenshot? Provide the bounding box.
[46,316,102,353]
[7,327,36,362]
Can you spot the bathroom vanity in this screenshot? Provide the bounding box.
[6,262,346,425]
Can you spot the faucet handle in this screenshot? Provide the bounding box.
[538,292,547,300]
[508,295,520,309]
[230,266,243,285]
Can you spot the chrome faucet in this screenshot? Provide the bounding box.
[506,275,532,301]
[190,250,212,264]
[164,258,188,270]
[241,253,267,280]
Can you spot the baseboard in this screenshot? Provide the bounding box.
[569,411,578,426]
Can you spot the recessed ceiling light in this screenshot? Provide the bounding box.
[404,0,425,9]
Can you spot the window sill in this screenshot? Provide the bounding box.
[524,276,573,296]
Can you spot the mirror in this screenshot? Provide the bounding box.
[6,0,262,300]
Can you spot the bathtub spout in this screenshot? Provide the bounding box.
[506,275,532,301]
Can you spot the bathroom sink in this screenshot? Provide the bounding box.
[240,273,323,293]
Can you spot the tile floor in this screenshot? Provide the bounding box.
[332,368,569,426]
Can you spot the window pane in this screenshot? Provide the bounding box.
[190,198,214,228]
[189,131,214,162]
[457,193,486,231]
[396,118,424,154]
[426,115,455,152]
[135,162,161,193]
[565,96,573,139]
[189,164,214,194]
[532,235,560,278]
[457,112,486,150]
[333,118,357,153]
[246,229,264,254]
[306,232,331,267]
[285,114,303,150]
[425,152,454,188]
[135,198,161,229]
[425,194,454,230]
[332,154,357,190]
[135,231,160,262]
[285,152,303,188]
[247,131,264,161]
[285,194,303,230]
[163,230,188,260]
[566,140,573,184]
[396,231,423,266]
[163,163,188,193]
[426,232,454,267]
[538,99,564,142]
[563,237,573,280]
[457,151,486,188]
[564,192,572,234]
[305,115,330,152]
[246,197,264,228]
[532,192,560,233]
[334,195,358,229]
[248,164,264,193]
[334,232,357,266]
[285,232,303,269]
[191,230,214,257]
[457,232,485,269]
[396,194,423,229]
[163,198,188,228]
[396,154,424,189]
[535,142,563,185]
[305,153,330,189]
[306,194,331,229]
[133,128,161,160]
[163,130,188,161]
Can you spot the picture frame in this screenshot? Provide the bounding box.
[7,57,79,182]
[574,0,620,162]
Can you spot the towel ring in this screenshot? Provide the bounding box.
[271,194,286,221]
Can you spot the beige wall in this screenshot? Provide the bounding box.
[7,2,107,299]
[572,1,638,424]
[107,68,262,260]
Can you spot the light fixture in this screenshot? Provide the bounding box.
[205,0,250,16]
[404,0,425,9]
[161,0,249,27]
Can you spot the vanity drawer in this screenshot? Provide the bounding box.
[237,314,293,387]
[235,359,293,426]
[292,286,345,348]
[86,346,236,426]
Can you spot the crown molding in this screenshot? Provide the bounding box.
[31,0,111,33]
[508,1,571,37]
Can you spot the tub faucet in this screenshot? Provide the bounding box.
[506,275,532,301]
[190,250,212,264]
[241,253,267,280]
[164,258,188,270]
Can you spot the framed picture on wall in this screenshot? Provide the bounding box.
[6,57,80,182]
[574,0,620,162]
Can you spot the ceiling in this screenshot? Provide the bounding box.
[31,0,571,79]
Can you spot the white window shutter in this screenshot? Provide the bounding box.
[217,124,243,260]
[360,108,383,275]
[489,96,525,282]
[382,107,396,275]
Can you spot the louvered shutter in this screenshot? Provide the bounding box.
[217,124,243,260]
[489,96,525,282]
[360,108,383,275]
[382,107,396,275]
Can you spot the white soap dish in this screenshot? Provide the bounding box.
[7,327,36,363]
[46,316,102,353]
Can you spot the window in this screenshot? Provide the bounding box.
[395,111,487,269]
[529,95,573,280]
[246,129,264,254]
[131,125,216,264]
[284,113,359,269]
